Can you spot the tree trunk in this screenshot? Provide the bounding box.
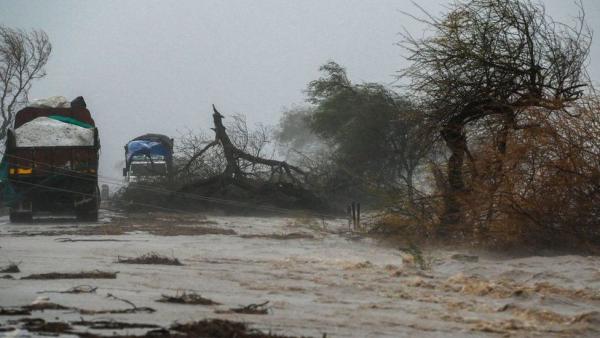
[481,112,515,234]
[440,122,467,235]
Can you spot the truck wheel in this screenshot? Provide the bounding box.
[10,211,33,223]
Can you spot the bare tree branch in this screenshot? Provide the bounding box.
[0,26,52,141]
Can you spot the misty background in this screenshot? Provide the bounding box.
[2,0,599,182]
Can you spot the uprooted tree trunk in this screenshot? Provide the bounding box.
[178,105,326,211]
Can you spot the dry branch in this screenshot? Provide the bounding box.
[216,301,270,315]
[21,270,117,280]
[116,252,183,266]
[157,291,220,305]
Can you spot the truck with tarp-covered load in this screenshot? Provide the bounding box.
[123,134,173,182]
[0,96,101,222]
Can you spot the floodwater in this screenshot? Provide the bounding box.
[1,211,599,337]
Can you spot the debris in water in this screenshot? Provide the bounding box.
[0,307,31,315]
[79,306,156,315]
[21,270,117,280]
[216,301,270,315]
[117,252,183,265]
[71,319,160,330]
[55,237,133,242]
[0,262,20,273]
[37,285,98,294]
[240,232,314,240]
[158,291,220,305]
[25,302,71,311]
[171,318,294,337]
[78,293,157,315]
[18,317,72,334]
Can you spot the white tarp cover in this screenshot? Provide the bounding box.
[15,117,94,147]
[27,96,71,109]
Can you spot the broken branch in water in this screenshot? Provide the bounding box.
[0,307,31,315]
[55,238,132,242]
[37,285,98,294]
[216,301,270,315]
[106,293,137,309]
[21,270,118,280]
[71,319,160,330]
[157,291,220,305]
[116,252,183,266]
[77,294,156,314]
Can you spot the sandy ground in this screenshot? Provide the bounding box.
[1,211,600,337]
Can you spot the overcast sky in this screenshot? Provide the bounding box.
[2,0,599,182]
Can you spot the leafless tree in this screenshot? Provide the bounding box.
[0,26,52,141]
[400,0,591,234]
[169,106,326,212]
[176,113,278,181]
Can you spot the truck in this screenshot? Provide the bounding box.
[2,96,101,222]
[123,134,173,182]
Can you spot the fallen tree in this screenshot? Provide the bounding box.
[173,105,328,213]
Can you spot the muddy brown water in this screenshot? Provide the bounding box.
[1,211,600,337]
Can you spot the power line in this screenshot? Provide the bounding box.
[1,152,340,218]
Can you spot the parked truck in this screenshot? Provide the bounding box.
[1,96,101,222]
[123,134,173,182]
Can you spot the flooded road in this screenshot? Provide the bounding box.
[1,211,600,337]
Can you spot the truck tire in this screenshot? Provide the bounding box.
[10,211,33,223]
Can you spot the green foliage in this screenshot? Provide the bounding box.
[304,61,429,200]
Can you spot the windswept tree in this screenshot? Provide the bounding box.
[0,26,52,141]
[303,61,430,205]
[400,0,591,233]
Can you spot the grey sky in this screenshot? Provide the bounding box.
[2,0,599,181]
